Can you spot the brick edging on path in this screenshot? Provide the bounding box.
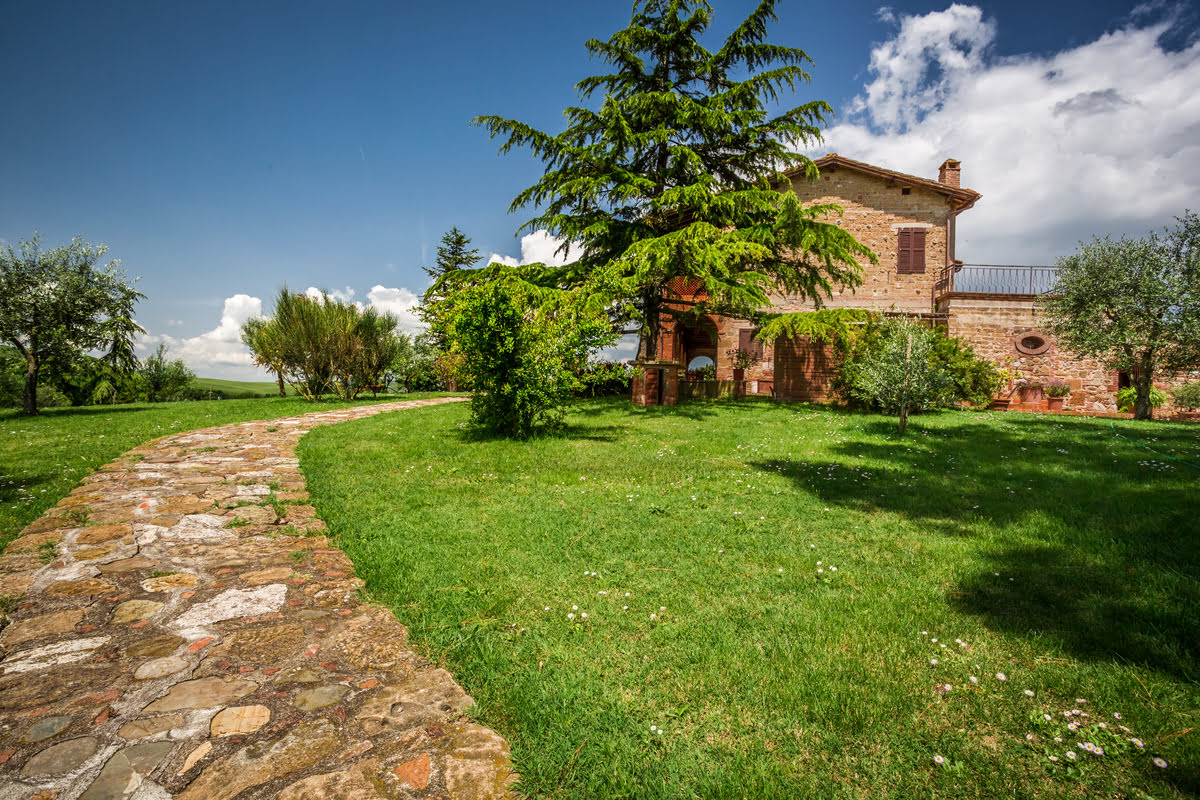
[0,396,519,800]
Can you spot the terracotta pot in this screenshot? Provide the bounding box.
[1046,396,1065,411]
[988,397,1010,411]
[732,368,745,381]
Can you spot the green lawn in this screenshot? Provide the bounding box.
[189,376,297,396]
[300,399,1200,799]
[0,393,447,545]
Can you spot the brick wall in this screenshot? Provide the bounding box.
[944,297,1116,412]
[770,169,954,314]
[774,337,838,402]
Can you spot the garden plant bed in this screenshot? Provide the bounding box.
[301,399,1200,799]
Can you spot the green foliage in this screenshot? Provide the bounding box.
[421,227,482,357]
[422,226,481,280]
[242,289,400,401]
[446,275,615,437]
[928,332,1003,407]
[34,384,70,409]
[575,360,636,397]
[1044,381,1071,398]
[756,308,878,346]
[138,343,196,402]
[1117,386,1167,413]
[847,320,951,432]
[837,321,999,411]
[1169,381,1200,411]
[473,0,873,360]
[1042,211,1200,419]
[389,333,442,393]
[0,234,145,415]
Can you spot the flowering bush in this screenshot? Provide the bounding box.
[1044,381,1071,398]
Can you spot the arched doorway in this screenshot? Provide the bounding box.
[672,317,719,370]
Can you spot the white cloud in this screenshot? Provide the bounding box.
[818,5,1200,264]
[365,285,424,334]
[303,286,356,304]
[489,229,577,267]
[138,294,265,380]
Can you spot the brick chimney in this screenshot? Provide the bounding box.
[938,159,961,187]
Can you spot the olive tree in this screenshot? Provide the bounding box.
[848,320,951,433]
[0,234,144,414]
[1041,212,1200,419]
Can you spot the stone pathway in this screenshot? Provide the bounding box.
[0,397,519,800]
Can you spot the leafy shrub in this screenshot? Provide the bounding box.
[1117,385,1167,412]
[847,320,952,432]
[929,333,1003,406]
[576,360,635,397]
[35,385,70,409]
[242,289,400,401]
[1170,381,1200,411]
[837,320,998,409]
[687,364,716,382]
[447,278,614,437]
[1044,381,1071,398]
[138,343,195,402]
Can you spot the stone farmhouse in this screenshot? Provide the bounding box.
[632,154,1145,413]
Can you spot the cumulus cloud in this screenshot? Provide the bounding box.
[818,5,1200,264]
[489,229,577,267]
[138,294,265,380]
[365,285,424,334]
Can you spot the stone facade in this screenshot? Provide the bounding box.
[941,297,1117,412]
[646,154,1194,414]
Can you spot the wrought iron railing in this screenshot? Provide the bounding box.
[935,264,1059,297]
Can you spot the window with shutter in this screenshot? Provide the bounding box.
[739,328,764,359]
[897,228,926,274]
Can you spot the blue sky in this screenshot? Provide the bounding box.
[3,1,1198,377]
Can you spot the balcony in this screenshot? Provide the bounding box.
[935,263,1059,300]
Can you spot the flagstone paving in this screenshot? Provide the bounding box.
[0,397,519,800]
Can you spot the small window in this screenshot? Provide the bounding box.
[1014,332,1051,355]
[897,228,927,273]
[901,187,911,195]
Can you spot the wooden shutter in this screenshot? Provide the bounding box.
[897,228,926,274]
[739,328,764,359]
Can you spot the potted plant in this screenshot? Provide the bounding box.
[1044,381,1070,411]
[990,356,1021,410]
[1015,377,1044,406]
[726,347,759,382]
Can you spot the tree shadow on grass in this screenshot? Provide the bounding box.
[747,414,1200,680]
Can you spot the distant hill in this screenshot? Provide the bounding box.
[190,377,296,398]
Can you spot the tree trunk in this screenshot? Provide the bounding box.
[276,371,286,397]
[1133,366,1155,420]
[22,354,39,415]
[898,403,909,434]
[640,295,661,361]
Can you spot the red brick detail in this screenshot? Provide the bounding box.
[186,637,215,653]
[393,754,432,790]
[774,337,838,402]
[76,690,122,706]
